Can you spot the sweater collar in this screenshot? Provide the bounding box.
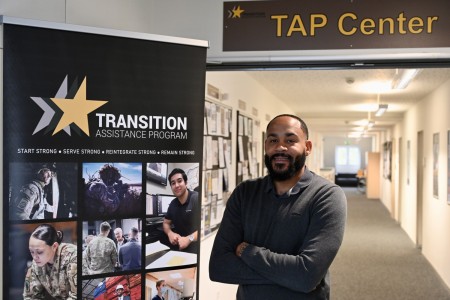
[265,166,313,198]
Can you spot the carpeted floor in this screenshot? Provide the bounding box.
[330,188,450,300]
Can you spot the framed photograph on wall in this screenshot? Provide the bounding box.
[433,132,439,198]
[146,163,168,186]
[383,141,392,181]
[407,140,411,185]
[206,83,221,101]
[447,130,450,205]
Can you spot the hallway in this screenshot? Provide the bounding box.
[330,188,450,300]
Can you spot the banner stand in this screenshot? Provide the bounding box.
[2,16,208,300]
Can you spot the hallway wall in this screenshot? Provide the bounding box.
[391,77,450,288]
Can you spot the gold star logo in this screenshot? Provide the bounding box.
[51,77,107,136]
[232,5,244,18]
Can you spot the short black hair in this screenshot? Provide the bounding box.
[266,114,309,139]
[168,168,187,183]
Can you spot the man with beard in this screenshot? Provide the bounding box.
[209,114,347,299]
[162,168,199,253]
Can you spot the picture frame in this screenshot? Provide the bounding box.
[383,141,392,181]
[447,130,450,205]
[433,132,439,198]
[407,140,411,185]
[146,163,168,186]
[206,83,221,101]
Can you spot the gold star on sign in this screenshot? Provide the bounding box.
[232,5,244,18]
[51,77,107,136]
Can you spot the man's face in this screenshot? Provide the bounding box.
[114,230,123,241]
[38,169,53,185]
[264,116,311,181]
[170,173,187,198]
[116,288,124,296]
[158,281,166,292]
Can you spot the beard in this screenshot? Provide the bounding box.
[264,151,307,181]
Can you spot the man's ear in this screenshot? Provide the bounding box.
[305,140,312,156]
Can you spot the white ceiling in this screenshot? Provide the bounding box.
[245,67,450,137]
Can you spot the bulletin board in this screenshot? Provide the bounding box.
[202,99,233,239]
[236,111,261,186]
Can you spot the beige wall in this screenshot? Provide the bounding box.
[390,78,450,287]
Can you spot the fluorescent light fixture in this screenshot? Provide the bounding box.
[375,104,388,117]
[170,273,182,279]
[391,69,421,89]
[348,132,363,138]
[367,120,375,128]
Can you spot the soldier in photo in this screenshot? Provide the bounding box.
[10,167,54,220]
[82,235,94,276]
[23,223,77,299]
[85,221,118,275]
[84,163,141,219]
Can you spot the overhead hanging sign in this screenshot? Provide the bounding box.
[223,0,450,51]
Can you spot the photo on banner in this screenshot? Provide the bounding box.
[9,162,78,220]
[82,274,141,299]
[81,218,142,276]
[8,221,78,299]
[145,162,200,270]
[82,162,143,219]
[145,267,197,300]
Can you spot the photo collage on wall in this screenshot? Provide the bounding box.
[202,98,233,239]
[3,21,207,300]
[236,111,261,186]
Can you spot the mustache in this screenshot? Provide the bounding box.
[269,153,293,160]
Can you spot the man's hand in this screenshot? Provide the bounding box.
[177,236,191,250]
[168,231,181,245]
[235,242,249,257]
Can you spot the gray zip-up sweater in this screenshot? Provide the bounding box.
[209,168,347,299]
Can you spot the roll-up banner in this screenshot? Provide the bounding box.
[2,16,207,300]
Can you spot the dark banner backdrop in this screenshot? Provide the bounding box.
[3,23,206,299]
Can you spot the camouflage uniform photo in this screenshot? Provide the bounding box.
[85,221,118,275]
[10,168,53,220]
[22,223,77,300]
